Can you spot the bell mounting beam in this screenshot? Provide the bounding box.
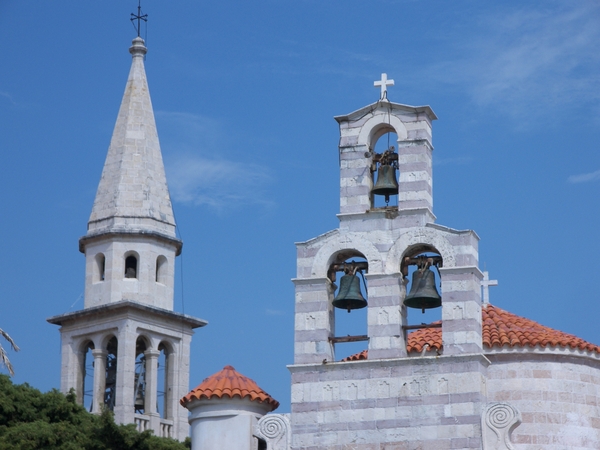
[327,261,368,283]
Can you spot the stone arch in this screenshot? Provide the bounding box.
[77,337,96,354]
[311,232,383,277]
[157,338,175,355]
[135,333,152,352]
[99,332,118,351]
[357,113,408,148]
[386,228,457,274]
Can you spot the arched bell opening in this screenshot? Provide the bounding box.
[370,129,399,209]
[81,340,95,411]
[93,253,105,283]
[134,337,149,415]
[104,336,118,411]
[401,245,443,333]
[327,250,369,361]
[124,252,139,279]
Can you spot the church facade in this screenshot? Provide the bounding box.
[47,27,600,449]
[182,77,600,449]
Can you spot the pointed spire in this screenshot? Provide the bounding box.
[87,37,176,238]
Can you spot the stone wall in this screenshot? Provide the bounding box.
[487,352,600,449]
[290,354,489,450]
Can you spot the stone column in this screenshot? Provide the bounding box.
[397,139,433,213]
[339,143,372,215]
[114,324,136,425]
[144,349,160,431]
[61,336,83,402]
[165,350,176,419]
[91,349,107,414]
[292,278,334,364]
[366,273,406,359]
[172,333,192,441]
[439,266,483,355]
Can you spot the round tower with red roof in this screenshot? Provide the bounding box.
[181,365,280,450]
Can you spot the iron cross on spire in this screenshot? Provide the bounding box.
[131,0,148,37]
[374,73,395,101]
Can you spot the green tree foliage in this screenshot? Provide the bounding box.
[0,375,190,450]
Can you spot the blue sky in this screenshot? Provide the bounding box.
[0,1,599,414]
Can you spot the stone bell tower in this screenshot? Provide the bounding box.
[48,35,206,441]
[289,75,486,449]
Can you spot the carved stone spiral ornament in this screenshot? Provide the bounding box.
[255,414,291,450]
[486,403,513,429]
[482,402,521,450]
[260,416,286,439]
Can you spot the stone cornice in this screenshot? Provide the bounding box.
[79,229,183,255]
[287,352,491,373]
[47,300,206,329]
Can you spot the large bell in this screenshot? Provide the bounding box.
[332,274,367,312]
[372,165,399,202]
[403,268,442,310]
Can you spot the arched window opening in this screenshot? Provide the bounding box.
[104,337,118,411]
[82,342,95,411]
[371,131,399,208]
[94,254,105,283]
[125,254,138,279]
[155,256,167,284]
[134,337,148,415]
[328,253,369,361]
[401,248,443,348]
[157,343,169,418]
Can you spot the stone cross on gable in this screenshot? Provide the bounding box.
[374,73,394,100]
[481,271,498,304]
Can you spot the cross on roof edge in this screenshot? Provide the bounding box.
[481,271,498,305]
[374,73,394,101]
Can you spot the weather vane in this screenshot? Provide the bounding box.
[131,0,148,37]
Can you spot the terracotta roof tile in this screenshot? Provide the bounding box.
[341,349,368,361]
[180,365,279,411]
[481,304,600,353]
[341,304,600,360]
[406,321,442,353]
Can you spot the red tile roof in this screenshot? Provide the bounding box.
[341,304,600,361]
[180,365,279,411]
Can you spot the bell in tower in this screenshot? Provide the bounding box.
[403,255,442,312]
[371,146,399,204]
[331,261,368,312]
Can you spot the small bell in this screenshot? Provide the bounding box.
[403,268,442,311]
[372,164,399,203]
[134,387,145,412]
[332,274,367,312]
